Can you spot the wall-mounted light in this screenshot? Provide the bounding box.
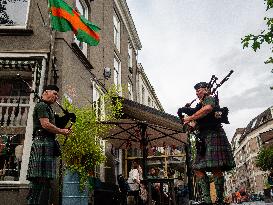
[103,67,111,79]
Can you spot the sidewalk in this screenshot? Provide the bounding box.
[230,202,273,205]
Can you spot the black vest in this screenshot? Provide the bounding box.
[196,97,229,130]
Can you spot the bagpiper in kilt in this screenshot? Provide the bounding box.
[26,85,71,205]
[182,82,235,205]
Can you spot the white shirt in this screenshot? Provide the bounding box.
[127,168,140,191]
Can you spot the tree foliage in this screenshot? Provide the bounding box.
[241,0,273,89]
[58,88,123,190]
[255,146,273,172]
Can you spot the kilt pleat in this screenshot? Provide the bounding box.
[193,128,235,172]
[27,135,56,180]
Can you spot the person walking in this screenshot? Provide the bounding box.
[26,85,71,205]
[180,82,235,205]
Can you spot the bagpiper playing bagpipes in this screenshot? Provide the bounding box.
[177,71,236,205]
[16,74,76,205]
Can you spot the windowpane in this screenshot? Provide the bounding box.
[74,0,88,55]
[128,81,133,100]
[0,0,29,26]
[0,134,24,181]
[141,86,145,104]
[114,58,119,86]
[128,43,132,68]
[113,13,120,51]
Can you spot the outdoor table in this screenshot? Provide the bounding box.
[142,178,176,205]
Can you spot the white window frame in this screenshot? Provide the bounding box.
[74,0,88,56]
[92,81,105,121]
[141,85,145,104]
[113,11,120,51]
[0,0,31,29]
[0,53,47,185]
[128,41,133,69]
[114,54,122,96]
[128,80,133,100]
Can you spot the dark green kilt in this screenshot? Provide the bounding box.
[27,135,57,180]
[193,127,235,172]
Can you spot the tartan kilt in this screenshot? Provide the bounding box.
[27,135,57,180]
[193,127,235,172]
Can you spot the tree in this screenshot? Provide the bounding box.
[255,146,273,172]
[241,0,273,88]
[58,88,123,190]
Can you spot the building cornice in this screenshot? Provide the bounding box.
[113,0,142,51]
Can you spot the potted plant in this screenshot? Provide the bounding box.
[58,88,123,204]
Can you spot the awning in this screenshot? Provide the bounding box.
[101,119,187,149]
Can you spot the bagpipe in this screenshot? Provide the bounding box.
[177,70,234,129]
[16,74,76,129]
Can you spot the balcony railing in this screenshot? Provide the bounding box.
[0,96,30,128]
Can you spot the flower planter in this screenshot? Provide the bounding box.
[62,170,88,205]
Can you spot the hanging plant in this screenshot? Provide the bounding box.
[58,87,123,190]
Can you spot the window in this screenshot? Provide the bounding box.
[114,55,122,95]
[128,80,133,100]
[0,56,46,183]
[141,86,145,104]
[128,42,133,73]
[251,118,257,129]
[0,0,29,27]
[113,12,120,51]
[74,0,88,55]
[92,83,105,120]
[148,96,151,106]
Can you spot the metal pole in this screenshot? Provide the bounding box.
[185,133,194,201]
[140,123,148,180]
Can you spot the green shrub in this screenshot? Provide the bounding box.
[58,88,123,190]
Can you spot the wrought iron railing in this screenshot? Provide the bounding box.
[0,96,30,127]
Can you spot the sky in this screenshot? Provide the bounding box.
[126,0,273,140]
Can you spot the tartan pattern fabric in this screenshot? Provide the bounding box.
[27,179,51,205]
[27,136,57,179]
[193,128,235,172]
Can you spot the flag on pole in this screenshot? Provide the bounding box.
[48,0,100,46]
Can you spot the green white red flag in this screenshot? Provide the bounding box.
[48,0,100,46]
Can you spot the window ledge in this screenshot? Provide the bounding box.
[0,28,33,36]
[0,182,28,190]
[71,42,94,70]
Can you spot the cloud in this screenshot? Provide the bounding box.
[127,0,273,140]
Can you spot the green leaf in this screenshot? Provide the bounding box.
[58,86,123,191]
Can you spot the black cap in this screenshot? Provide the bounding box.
[43,84,59,92]
[194,82,208,90]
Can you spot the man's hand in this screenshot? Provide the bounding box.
[183,116,192,125]
[183,116,196,129]
[60,128,71,136]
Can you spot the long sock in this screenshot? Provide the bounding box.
[214,175,225,203]
[198,175,212,204]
